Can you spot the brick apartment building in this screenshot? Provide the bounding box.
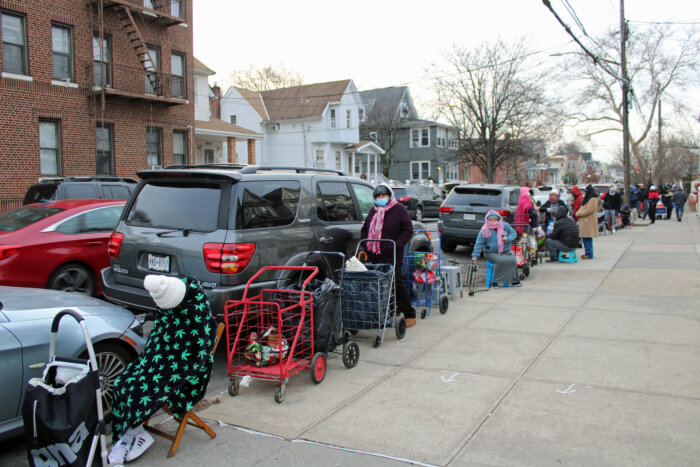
[0,0,194,207]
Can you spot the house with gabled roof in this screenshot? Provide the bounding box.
[220,79,384,176]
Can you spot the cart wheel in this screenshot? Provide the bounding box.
[439,295,449,315]
[310,352,326,384]
[373,335,382,348]
[421,309,427,319]
[395,317,406,340]
[523,264,530,277]
[228,378,240,397]
[274,385,285,403]
[468,291,475,296]
[342,342,360,369]
[519,272,525,280]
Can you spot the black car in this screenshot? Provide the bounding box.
[392,185,443,222]
[23,176,138,205]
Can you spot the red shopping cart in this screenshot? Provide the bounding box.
[224,266,326,403]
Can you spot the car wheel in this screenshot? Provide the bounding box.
[414,206,423,222]
[80,342,133,421]
[49,263,96,296]
[441,241,457,253]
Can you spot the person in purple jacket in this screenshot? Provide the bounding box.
[360,184,417,328]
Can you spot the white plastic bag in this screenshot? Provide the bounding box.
[345,256,367,272]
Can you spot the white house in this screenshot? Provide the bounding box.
[220,79,384,177]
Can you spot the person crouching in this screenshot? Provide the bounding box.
[545,206,580,262]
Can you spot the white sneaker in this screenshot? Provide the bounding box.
[125,430,154,462]
[108,437,132,465]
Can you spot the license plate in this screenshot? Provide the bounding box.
[463,213,476,221]
[147,254,170,272]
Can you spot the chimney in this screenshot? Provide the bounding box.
[210,85,222,119]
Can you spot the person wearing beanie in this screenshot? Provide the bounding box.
[539,189,568,233]
[471,210,521,287]
[603,185,622,233]
[545,206,580,262]
[108,275,217,464]
[361,184,417,327]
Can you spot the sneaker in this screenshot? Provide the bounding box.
[581,255,592,260]
[125,431,154,462]
[108,437,132,465]
[546,258,558,263]
[511,282,523,287]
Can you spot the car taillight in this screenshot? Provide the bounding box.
[399,196,412,202]
[203,243,256,274]
[108,233,123,259]
[498,210,511,217]
[439,207,453,213]
[0,245,22,260]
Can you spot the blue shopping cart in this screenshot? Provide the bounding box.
[403,230,449,319]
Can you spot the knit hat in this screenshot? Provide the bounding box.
[373,184,394,199]
[144,274,186,310]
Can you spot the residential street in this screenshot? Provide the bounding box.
[2,215,699,466]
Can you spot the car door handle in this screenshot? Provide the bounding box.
[85,240,105,246]
[319,236,334,244]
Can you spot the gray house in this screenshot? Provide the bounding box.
[360,86,460,184]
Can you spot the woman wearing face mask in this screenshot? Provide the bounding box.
[471,210,521,288]
[360,184,417,327]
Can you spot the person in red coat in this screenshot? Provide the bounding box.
[570,186,583,221]
[647,185,660,224]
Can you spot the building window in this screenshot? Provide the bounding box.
[335,151,341,170]
[144,45,160,95]
[143,0,154,8]
[315,150,325,169]
[448,132,458,149]
[358,107,364,122]
[171,51,185,98]
[170,0,183,18]
[96,125,113,175]
[446,163,459,180]
[173,130,186,165]
[39,120,60,176]
[410,161,430,180]
[346,109,351,129]
[147,127,162,167]
[230,115,237,124]
[330,109,336,129]
[436,128,447,148]
[2,12,27,75]
[410,128,430,148]
[92,34,111,87]
[51,24,73,81]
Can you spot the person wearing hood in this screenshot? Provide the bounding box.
[630,184,641,218]
[361,184,417,327]
[570,186,583,221]
[545,206,580,262]
[514,186,538,234]
[576,185,600,259]
[672,186,688,221]
[603,185,622,232]
[471,210,521,287]
[647,185,660,224]
[661,185,674,220]
[539,189,568,233]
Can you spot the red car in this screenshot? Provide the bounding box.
[0,199,125,296]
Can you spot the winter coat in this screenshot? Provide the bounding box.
[539,199,568,226]
[472,222,517,258]
[630,187,641,202]
[361,202,413,266]
[571,186,583,221]
[603,192,622,211]
[577,197,600,238]
[549,217,580,248]
[672,190,688,206]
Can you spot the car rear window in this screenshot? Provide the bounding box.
[392,188,407,198]
[236,181,300,229]
[125,182,222,231]
[102,185,131,200]
[447,187,503,206]
[65,184,99,198]
[0,206,63,231]
[23,185,58,204]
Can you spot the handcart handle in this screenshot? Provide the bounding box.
[355,238,396,267]
[51,308,84,332]
[304,251,346,283]
[242,266,319,301]
[49,309,99,373]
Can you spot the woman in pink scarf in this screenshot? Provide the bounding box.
[514,187,536,234]
[360,184,417,327]
[471,210,521,287]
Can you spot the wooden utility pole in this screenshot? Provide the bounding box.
[620,0,631,206]
[657,100,662,185]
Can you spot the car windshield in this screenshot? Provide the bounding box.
[0,206,64,231]
[448,187,503,206]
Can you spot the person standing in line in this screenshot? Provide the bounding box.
[640,184,649,220]
[647,185,660,224]
[545,206,580,262]
[471,210,521,288]
[603,185,622,232]
[514,187,538,234]
[672,186,688,222]
[630,184,641,220]
[570,186,583,221]
[661,185,674,220]
[539,189,568,233]
[576,185,600,259]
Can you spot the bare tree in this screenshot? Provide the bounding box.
[229,64,304,91]
[565,25,700,179]
[430,40,561,183]
[614,132,698,185]
[360,105,408,178]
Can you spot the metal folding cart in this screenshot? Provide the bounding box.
[465,262,491,296]
[403,230,449,319]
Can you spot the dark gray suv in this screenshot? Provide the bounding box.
[437,184,520,252]
[23,176,138,205]
[101,165,432,316]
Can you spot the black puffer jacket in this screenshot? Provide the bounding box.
[549,216,580,248]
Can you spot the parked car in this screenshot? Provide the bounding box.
[23,176,138,205]
[0,199,126,296]
[101,165,433,317]
[437,184,521,252]
[0,286,146,441]
[391,185,443,221]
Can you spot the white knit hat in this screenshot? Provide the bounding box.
[143,275,186,310]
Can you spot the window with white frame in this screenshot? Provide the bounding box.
[230,115,237,124]
[410,161,430,180]
[330,109,336,128]
[315,150,325,168]
[437,128,447,148]
[410,128,430,148]
[335,151,341,170]
[92,34,111,87]
[346,109,351,129]
[446,163,459,180]
[39,120,60,176]
[358,107,364,122]
[448,132,458,149]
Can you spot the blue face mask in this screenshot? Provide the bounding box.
[375,198,389,207]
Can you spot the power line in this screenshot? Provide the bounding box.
[629,19,700,25]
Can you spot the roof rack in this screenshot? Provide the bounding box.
[38,176,138,183]
[238,166,346,176]
[163,163,248,170]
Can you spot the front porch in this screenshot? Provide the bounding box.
[195,118,263,165]
[344,141,385,182]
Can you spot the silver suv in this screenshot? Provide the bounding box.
[101,165,432,316]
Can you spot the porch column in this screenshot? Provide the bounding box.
[227,137,236,163]
[351,153,356,177]
[248,139,256,165]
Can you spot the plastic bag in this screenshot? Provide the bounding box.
[346,256,367,272]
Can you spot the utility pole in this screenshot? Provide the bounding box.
[620,0,631,206]
[657,100,662,185]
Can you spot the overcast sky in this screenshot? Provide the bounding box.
[193,0,700,162]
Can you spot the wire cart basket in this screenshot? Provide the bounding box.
[465,262,492,296]
[340,239,406,348]
[511,223,533,280]
[224,266,327,403]
[403,230,449,319]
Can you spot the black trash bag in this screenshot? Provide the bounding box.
[308,278,342,353]
[339,263,393,330]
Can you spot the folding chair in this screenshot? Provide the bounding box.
[143,323,225,458]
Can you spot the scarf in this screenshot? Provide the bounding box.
[367,198,398,254]
[480,210,505,253]
[515,187,533,230]
[582,184,597,206]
